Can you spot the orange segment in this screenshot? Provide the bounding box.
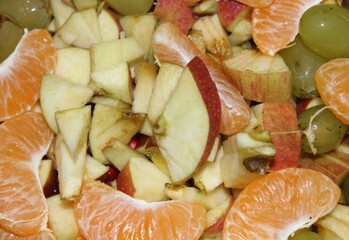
[251,0,321,56]
[0,227,56,240]
[0,112,53,236]
[315,58,349,124]
[236,0,273,8]
[0,29,56,122]
[222,168,340,239]
[74,181,207,240]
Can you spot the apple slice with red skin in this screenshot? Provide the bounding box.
[153,56,221,183]
[252,102,301,170]
[203,197,235,238]
[217,0,252,32]
[154,0,194,35]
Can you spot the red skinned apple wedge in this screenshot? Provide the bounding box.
[153,57,221,183]
[153,22,251,135]
[154,0,194,35]
[252,102,301,170]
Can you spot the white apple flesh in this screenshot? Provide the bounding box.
[154,56,221,183]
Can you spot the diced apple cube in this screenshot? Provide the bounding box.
[90,62,133,104]
[73,0,97,10]
[54,47,91,86]
[117,157,172,202]
[120,14,157,60]
[90,38,145,72]
[98,9,120,42]
[46,194,81,240]
[50,0,76,29]
[40,74,94,134]
[85,155,109,180]
[57,8,102,49]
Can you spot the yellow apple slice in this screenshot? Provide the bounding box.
[153,57,221,183]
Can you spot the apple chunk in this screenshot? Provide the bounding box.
[117,157,172,202]
[222,49,291,102]
[153,57,221,183]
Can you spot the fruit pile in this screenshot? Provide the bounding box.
[1,0,349,239]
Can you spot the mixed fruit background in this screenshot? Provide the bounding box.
[1,0,349,239]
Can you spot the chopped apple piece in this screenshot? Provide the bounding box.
[204,197,234,238]
[55,47,91,86]
[103,140,144,171]
[192,14,231,59]
[54,134,87,200]
[299,138,349,185]
[316,204,349,240]
[90,38,145,72]
[222,49,292,102]
[228,18,252,46]
[117,157,172,202]
[143,146,171,176]
[50,0,76,29]
[164,184,231,210]
[73,0,97,10]
[85,155,109,180]
[193,145,224,192]
[154,0,194,35]
[132,63,158,136]
[55,105,91,158]
[57,8,102,49]
[192,0,218,15]
[147,62,184,125]
[54,106,91,200]
[120,14,157,60]
[52,34,71,49]
[90,96,131,109]
[89,104,146,163]
[98,9,120,42]
[154,57,221,183]
[90,62,133,104]
[252,102,301,170]
[46,194,81,240]
[40,74,94,133]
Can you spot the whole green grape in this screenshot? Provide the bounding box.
[289,230,324,240]
[0,14,24,63]
[0,0,52,30]
[279,35,326,98]
[298,104,349,154]
[299,4,349,60]
[106,0,154,15]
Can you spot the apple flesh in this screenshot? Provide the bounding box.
[153,56,221,183]
[203,197,234,237]
[46,194,81,240]
[222,49,292,102]
[117,157,172,202]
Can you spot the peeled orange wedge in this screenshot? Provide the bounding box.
[0,29,56,122]
[223,168,340,239]
[75,181,207,240]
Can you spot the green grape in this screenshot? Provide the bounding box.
[0,14,24,63]
[299,4,349,60]
[106,0,154,15]
[279,35,326,98]
[0,0,52,30]
[298,104,349,154]
[343,174,349,204]
[289,230,324,240]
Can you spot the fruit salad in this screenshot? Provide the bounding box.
[1,0,349,239]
